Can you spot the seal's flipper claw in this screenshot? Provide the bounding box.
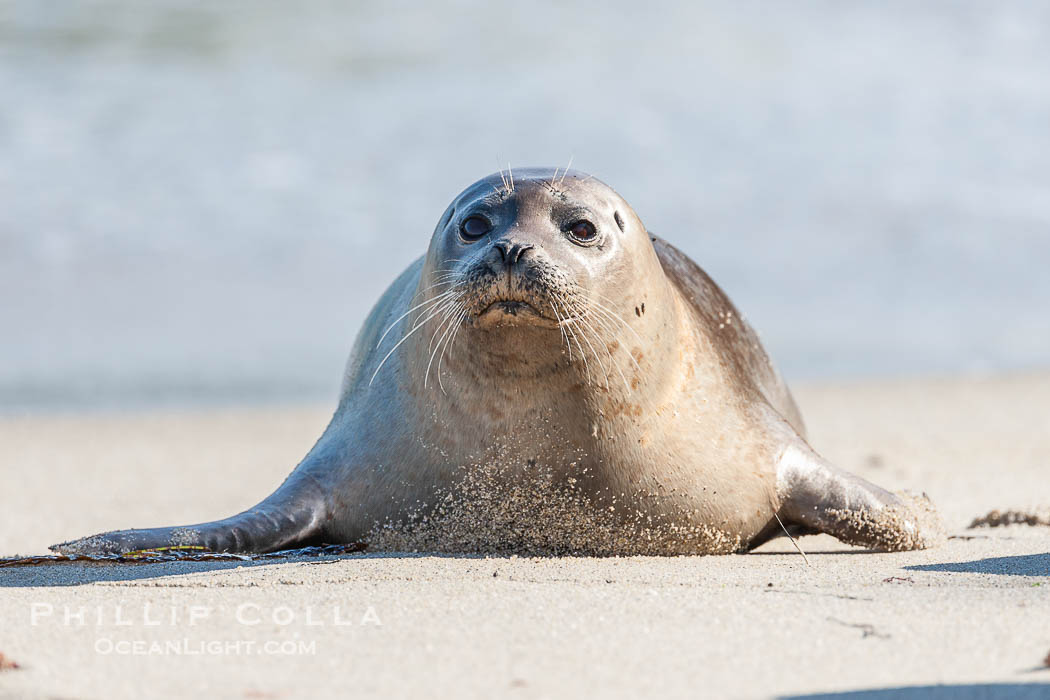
[775,443,942,551]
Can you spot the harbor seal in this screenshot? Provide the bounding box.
[53,168,940,556]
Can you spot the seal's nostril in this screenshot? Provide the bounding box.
[512,243,534,264]
[493,241,532,266]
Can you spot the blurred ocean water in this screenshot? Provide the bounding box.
[0,0,1048,411]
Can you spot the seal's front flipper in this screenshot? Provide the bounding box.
[775,443,942,551]
[50,473,328,555]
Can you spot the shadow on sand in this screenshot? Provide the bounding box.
[0,557,293,587]
[783,684,1050,699]
[0,551,489,588]
[904,553,1050,577]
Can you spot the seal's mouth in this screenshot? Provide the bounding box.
[475,298,558,328]
[481,300,541,317]
[462,260,566,329]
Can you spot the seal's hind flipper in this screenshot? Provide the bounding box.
[51,473,328,555]
[774,443,942,551]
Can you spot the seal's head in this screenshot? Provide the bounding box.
[425,167,663,325]
[406,168,675,392]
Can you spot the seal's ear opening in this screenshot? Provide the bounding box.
[614,211,626,232]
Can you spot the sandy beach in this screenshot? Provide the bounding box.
[1,373,1049,699]
[4,3,1049,698]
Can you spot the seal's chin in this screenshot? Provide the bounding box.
[476,300,557,329]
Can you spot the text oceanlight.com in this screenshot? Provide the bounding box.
[94,638,318,656]
[28,603,382,656]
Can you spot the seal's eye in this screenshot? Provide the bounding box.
[460,215,491,242]
[566,220,598,245]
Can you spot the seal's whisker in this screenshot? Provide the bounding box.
[370,293,463,385]
[430,267,464,277]
[436,308,466,386]
[426,276,463,288]
[586,306,643,372]
[548,298,572,362]
[425,302,462,390]
[573,312,613,389]
[495,160,509,194]
[428,295,463,352]
[564,322,588,375]
[553,292,588,327]
[436,307,470,394]
[416,278,461,295]
[554,298,588,374]
[559,155,574,186]
[403,264,460,307]
[581,310,633,392]
[587,289,637,316]
[556,299,603,385]
[415,284,456,298]
[430,272,468,285]
[376,289,459,348]
[583,292,646,345]
[586,289,631,310]
[430,261,464,278]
